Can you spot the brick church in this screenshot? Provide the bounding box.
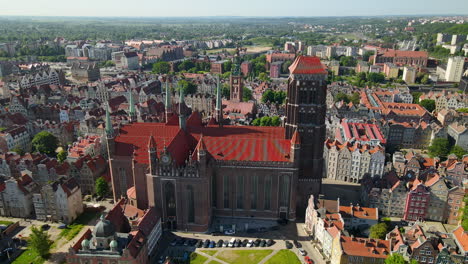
[107,56,328,232]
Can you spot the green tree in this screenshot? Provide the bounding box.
[273,91,287,105]
[281,60,293,74]
[450,145,467,159]
[57,150,67,163]
[362,51,375,62]
[419,99,436,112]
[457,108,468,113]
[95,177,109,197]
[29,226,53,258]
[258,72,269,82]
[243,87,252,102]
[222,60,233,73]
[221,83,230,98]
[178,60,196,72]
[271,116,281,126]
[385,253,418,264]
[11,146,25,156]
[367,72,385,83]
[177,79,197,95]
[32,131,59,156]
[349,92,360,104]
[340,56,357,67]
[369,222,389,239]
[428,138,450,158]
[411,92,422,104]
[262,90,275,103]
[334,92,350,103]
[152,61,170,74]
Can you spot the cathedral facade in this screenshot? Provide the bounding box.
[107,56,327,231]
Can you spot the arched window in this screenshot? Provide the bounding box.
[186,185,195,223]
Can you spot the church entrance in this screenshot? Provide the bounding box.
[164,181,177,230]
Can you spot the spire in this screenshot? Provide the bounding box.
[197,134,207,152]
[129,88,135,115]
[216,75,221,111]
[105,103,113,137]
[148,135,156,151]
[165,79,171,110]
[178,83,186,131]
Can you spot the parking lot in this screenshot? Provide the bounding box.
[154,221,324,264]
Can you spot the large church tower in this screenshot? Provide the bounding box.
[285,56,328,213]
[229,47,243,102]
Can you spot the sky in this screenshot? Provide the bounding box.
[0,0,467,17]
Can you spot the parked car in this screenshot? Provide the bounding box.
[58,224,67,229]
[234,239,241,247]
[259,240,266,247]
[247,239,254,247]
[242,239,249,247]
[41,224,50,231]
[170,238,178,246]
[304,256,313,264]
[196,240,203,248]
[183,239,190,246]
[298,248,307,256]
[293,240,302,248]
[190,239,198,246]
[266,239,274,247]
[209,241,215,248]
[203,239,210,248]
[254,239,261,247]
[285,241,293,249]
[217,240,223,247]
[177,238,185,246]
[224,229,235,235]
[228,238,235,247]
[223,240,229,247]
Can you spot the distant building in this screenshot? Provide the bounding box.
[356,61,370,73]
[383,63,399,79]
[403,66,417,84]
[447,122,468,150]
[270,61,282,78]
[210,61,224,75]
[436,33,451,44]
[122,52,139,70]
[374,49,428,67]
[71,62,101,82]
[241,61,252,76]
[445,56,465,82]
[329,61,340,76]
[335,120,386,146]
[451,34,466,45]
[403,183,430,221]
[0,174,39,218]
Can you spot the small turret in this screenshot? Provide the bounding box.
[165,79,172,122]
[215,75,223,127]
[148,135,157,175]
[178,86,186,131]
[290,129,300,164]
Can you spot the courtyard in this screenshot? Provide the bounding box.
[191,249,301,264]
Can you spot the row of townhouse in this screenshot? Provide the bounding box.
[323,139,385,184]
[419,90,467,113]
[19,69,65,89]
[387,224,468,263]
[0,173,83,223]
[362,170,465,225]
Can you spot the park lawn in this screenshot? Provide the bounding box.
[264,250,301,264]
[12,248,45,264]
[200,250,217,256]
[208,261,222,264]
[0,220,14,226]
[58,211,100,241]
[216,249,273,264]
[190,252,209,264]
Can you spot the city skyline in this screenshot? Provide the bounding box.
[1,0,468,17]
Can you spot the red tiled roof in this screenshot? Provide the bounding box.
[453,226,468,252]
[339,205,378,220]
[289,56,327,75]
[127,186,136,200]
[114,121,292,165]
[340,236,390,258]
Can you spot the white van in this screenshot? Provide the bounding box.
[228,238,236,247]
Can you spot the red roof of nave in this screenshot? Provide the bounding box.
[114,118,292,165]
[289,56,327,75]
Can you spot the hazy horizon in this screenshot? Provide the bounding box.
[1,0,467,17]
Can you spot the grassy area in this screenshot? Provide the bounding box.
[190,252,209,264]
[200,250,217,256]
[216,250,273,264]
[0,220,14,226]
[208,261,222,264]
[12,248,45,264]
[264,250,301,264]
[58,211,100,241]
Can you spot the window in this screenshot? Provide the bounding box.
[237,175,244,209]
[264,176,272,210]
[250,175,258,210]
[279,175,291,208]
[187,185,195,223]
[223,175,229,209]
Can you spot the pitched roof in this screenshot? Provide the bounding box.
[289,56,327,75]
[339,205,378,220]
[340,236,390,258]
[453,226,468,252]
